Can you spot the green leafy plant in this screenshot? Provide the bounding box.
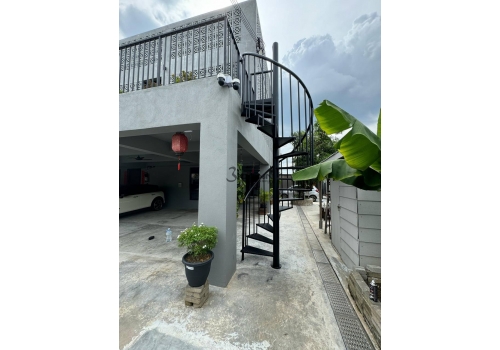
[259,189,270,205]
[172,70,195,83]
[292,101,381,191]
[236,163,246,218]
[177,223,218,262]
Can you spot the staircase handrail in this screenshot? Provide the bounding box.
[240,52,314,154]
[243,166,273,202]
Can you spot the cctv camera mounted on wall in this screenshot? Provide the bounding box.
[217,73,240,90]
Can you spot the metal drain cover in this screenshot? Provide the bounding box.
[336,315,375,350]
[313,249,329,263]
[317,262,339,283]
[297,206,376,350]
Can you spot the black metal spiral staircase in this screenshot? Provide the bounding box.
[240,43,314,269]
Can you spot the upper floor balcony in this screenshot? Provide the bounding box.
[119,17,241,95]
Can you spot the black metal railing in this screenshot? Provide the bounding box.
[239,48,315,264]
[240,52,314,164]
[119,16,240,93]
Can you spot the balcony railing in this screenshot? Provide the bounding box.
[119,16,240,93]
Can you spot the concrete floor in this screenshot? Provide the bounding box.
[119,205,347,349]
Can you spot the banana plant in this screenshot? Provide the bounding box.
[292,100,381,191]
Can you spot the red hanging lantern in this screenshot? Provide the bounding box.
[171,132,188,170]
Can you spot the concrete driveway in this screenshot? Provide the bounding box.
[119,206,358,349]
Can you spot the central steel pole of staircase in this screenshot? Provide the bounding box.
[272,42,281,269]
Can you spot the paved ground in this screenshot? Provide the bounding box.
[119,204,372,349]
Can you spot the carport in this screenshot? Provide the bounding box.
[120,125,269,287]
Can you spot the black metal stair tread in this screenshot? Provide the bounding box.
[257,125,273,137]
[256,223,273,232]
[247,233,273,244]
[244,98,273,105]
[279,206,292,212]
[244,105,275,118]
[268,213,280,221]
[245,114,273,126]
[277,137,295,148]
[278,166,305,170]
[276,151,309,159]
[280,198,303,201]
[241,245,273,257]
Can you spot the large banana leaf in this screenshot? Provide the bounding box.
[291,102,381,191]
[317,100,381,173]
[292,159,381,191]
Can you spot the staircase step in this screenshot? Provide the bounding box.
[279,206,292,212]
[276,151,308,159]
[268,213,280,221]
[244,98,272,105]
[241,245,273,257]
[256,223,273,233]
[277,137,295,148]
[257,124,274,138]
[244,101,274,118]
[280,198,303,201]
[245,114,273,127]
[248,233,273,244]
[278,166,305,170]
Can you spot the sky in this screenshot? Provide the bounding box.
[119,0,381,133]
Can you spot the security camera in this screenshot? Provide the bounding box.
[217,73,225,86]
[232,78,240,91]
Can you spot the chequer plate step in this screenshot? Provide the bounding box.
[241,245,273,257]
[276,151,309,159]
[277,137,295,148]
[244,114,273,127]
[247,233,273,244]
[268,214,280,221]
[257,125,273,138]
[256,223,273,233]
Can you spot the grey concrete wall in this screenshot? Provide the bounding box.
[119,0,273,287]
[120,77,272,287]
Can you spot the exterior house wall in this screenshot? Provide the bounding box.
[119,0,273,287]
[119,73,272,289]
[331,180,381,269]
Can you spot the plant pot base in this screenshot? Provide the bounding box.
[185,279,209,308]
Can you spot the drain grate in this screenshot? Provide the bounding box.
[324,281,357,317]
[336,315,374,350]
[317,262,339,283]
[312,249,329,263]
[307,234,317,242]
[297,207,376,350]
[309,241,322,250]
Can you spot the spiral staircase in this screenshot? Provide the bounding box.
[240,43,314,268]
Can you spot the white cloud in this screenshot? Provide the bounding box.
[119,0,230,39]
[282,13,381,130]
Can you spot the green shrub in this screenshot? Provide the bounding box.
[178,223,218,260]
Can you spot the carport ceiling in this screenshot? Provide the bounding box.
[120,130,262,167]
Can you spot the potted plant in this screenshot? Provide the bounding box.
[259,189,269,214]
[178,223,218,287]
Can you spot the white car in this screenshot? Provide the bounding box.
[307,186,319,202]
[281,185,319,202]
[119,184,165,214]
